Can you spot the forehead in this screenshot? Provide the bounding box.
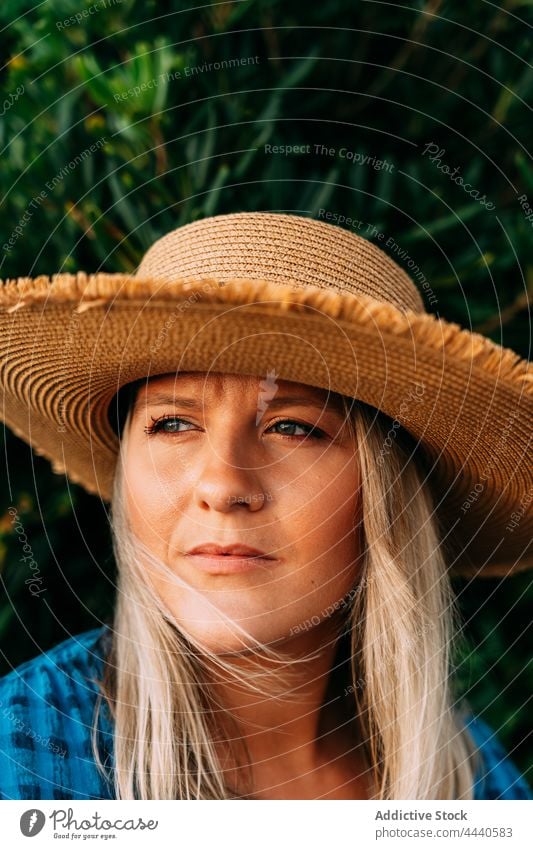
[133,371,343,409]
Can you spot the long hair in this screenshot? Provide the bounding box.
[93,391,479,799]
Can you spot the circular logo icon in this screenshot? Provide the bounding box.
[20,809,46,837]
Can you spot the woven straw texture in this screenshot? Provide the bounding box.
[0,212,531,578]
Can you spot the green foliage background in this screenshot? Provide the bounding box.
[0,0,531,780]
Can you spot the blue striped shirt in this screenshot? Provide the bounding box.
[0,627,531,800]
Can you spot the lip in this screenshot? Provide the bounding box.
[186,543,274,558]
[185,543,277,575]
[186,553,278,575]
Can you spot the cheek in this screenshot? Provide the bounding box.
[269,458,361,615]
[122,447,180,555]
[290,459,361,559]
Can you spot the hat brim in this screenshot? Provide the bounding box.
[1,271,531,578]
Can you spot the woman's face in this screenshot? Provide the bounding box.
[120,371,363,653]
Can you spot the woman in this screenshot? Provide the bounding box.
[0,212,531,800]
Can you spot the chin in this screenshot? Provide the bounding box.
[178,624,276,656]
[156,583,313,654]
[165,603,289,655]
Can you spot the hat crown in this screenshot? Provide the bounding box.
[136,211,426,314]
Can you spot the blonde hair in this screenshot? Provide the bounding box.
[93,392,480,799]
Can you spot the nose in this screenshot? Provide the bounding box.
[193,435,269,513]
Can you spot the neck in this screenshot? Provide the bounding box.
[202,614,360,792]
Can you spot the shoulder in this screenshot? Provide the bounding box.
[463,713,532,800]
[0,626,114,800]
[0,626,107,682]
[0,626,109,712]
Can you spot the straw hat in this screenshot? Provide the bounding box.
[0,212,531,578]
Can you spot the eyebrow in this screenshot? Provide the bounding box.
[134,392,344,415]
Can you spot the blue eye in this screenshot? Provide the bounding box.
[144,416,191,435]
[143,416,324,439]
[268,419,323,439]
